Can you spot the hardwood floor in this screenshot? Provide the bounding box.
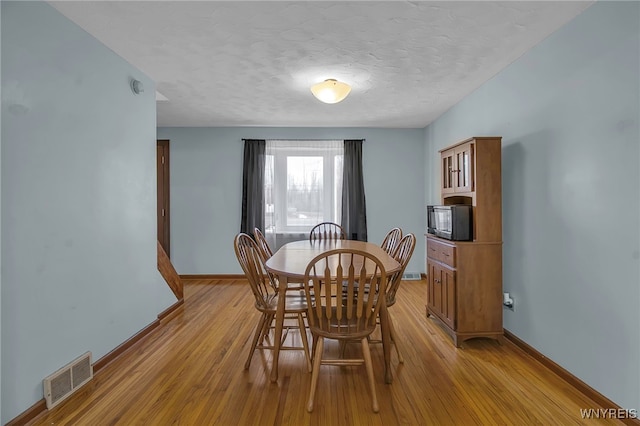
[28,279,622,425]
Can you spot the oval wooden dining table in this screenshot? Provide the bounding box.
[265,239,401,384]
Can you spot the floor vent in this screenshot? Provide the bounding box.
[43,352,93,409]
[402,272,422,280]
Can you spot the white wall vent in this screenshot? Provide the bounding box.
[43,351,93,409]
[402,272,422,280]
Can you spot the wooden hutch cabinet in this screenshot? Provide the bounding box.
[426,136,503,346]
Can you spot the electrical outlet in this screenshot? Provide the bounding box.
[505,299,514,311]
[503,292,515,311]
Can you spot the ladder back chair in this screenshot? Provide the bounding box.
[309,222,346,242]
[234,233,311,373]
[380,227,403,255]
[303,248,388,413]
[254,227,305,292]
[378,233,416,363]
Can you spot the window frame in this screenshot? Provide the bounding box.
[265,141,343,234]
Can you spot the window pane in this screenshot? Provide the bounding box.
[286,156,323,227]
[264,155,274,232]
[334,155,343,221]
[462,152,469,186]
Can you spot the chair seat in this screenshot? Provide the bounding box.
[257,293,308,313]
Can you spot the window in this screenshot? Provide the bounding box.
[265,140,343,235]
[240,138,366,244]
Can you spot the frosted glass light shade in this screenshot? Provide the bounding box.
[310,79,351,104]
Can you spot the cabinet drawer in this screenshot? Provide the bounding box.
[427,238,456,267]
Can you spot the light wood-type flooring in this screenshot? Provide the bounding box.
[29,279,621,425]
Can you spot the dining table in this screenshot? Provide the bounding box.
[265,239,401,384]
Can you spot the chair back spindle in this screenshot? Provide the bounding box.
[253,227,273,260]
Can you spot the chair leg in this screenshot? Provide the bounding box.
[311,334,318,362]
[245,313,267,370]
[388,314,404,364]
[259,313,274,345]
[297,313,312,372]
[307,336,324,412]
[361,337,379,413]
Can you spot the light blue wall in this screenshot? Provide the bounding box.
[156,127,426,276]
[0,3,3,421]
[1,2,175,422]
[424,1,639,409]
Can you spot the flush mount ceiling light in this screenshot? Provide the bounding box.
[310,79,351,104]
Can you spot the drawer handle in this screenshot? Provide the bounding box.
[429,247,436,251]
[442,252,450,257]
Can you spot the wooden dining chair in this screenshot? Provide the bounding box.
[341,233,416,364]
[303,248,388,413]
[380,227,402,255]
[254,227,306,293]
[233,233,312,373]
[309,222,346,242]
[253,227,273,260]
[378,233,416,363]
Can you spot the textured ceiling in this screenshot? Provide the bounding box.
[49,1,593,128]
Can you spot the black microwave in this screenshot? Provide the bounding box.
[427,205,472,241]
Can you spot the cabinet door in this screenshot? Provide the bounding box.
[440,266,456,329]
[441,149,455,194]
[427,261,456,329]
[453,143,474,193]
[427,260,440,313]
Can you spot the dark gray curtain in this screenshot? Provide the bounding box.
[341,139,367,241]
[240,139,266,235]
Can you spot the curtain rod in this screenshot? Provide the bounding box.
[241,138,366,142]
